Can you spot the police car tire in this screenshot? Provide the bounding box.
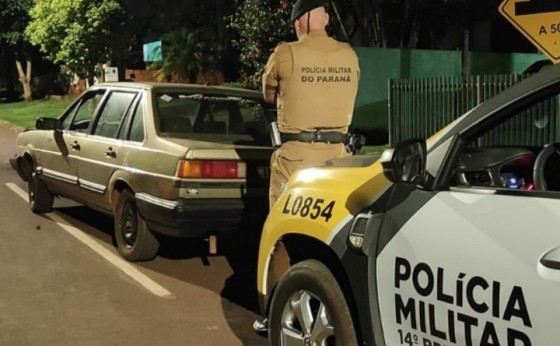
[29,172,54,214]
[114,189,160,262]
[269,259,357,345]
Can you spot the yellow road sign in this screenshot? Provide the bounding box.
[499,0,560,63]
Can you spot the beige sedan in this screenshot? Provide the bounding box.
[10,82,274,261]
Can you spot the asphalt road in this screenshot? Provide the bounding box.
[0,123,267,346]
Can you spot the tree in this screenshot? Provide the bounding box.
[336,0,506,50]
[229,0,294,88]
[228,0,364,87]
[115,0,237,83]
[228,0,512,85]
[26,0,122,86]
[157,27,221,83]
[0,0,34,101]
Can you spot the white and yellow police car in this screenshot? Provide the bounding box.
[257,63,560,345]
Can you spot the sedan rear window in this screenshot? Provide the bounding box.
[155,92,268,137]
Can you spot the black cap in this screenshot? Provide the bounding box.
[290,0,325,21]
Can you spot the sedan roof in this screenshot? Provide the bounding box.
[94,82,263,98]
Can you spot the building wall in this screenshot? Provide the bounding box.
[125,69,225,85]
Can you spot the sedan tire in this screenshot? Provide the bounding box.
[28,172,54,214]
[269,259,357,346]
[114,189,160,261]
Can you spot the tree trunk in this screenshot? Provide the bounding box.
[87,66,96,88]
[16,59,33,102]
[189,70,197,84]
[353,0,377,46]
[96,63,105,83]
[330,1,351,43]
[2,43,17,101]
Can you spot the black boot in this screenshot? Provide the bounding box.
[252,318,268,334]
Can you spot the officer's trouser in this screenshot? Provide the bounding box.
[269,141,349,208]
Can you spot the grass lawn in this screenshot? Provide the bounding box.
[361,145,388,154]
[0,98,74,129]
[0,98,388,154]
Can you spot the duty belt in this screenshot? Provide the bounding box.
[280,131,348,144]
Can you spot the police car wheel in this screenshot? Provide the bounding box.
[28,172,54,214]
[114,189,160,261]
[269,259,357,345]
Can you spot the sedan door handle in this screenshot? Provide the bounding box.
[104,147,116,158]
[538,246,560,282]
[70,141,80,150]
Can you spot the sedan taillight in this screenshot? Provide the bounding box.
[176,160,246,178]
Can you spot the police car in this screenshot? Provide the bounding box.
[256,63,560,345]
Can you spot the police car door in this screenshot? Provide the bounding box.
[376,88,560,346]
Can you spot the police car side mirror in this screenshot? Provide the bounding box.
[381,138,427,186]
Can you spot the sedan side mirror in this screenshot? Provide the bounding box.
[35,117,59,131]
[381,138,427,186]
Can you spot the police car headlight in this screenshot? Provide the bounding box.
[348,214,370,252]
[348,213,384,254]
[349,234,364,248]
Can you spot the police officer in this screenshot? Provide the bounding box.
[263,0,360,208]
[253,0,360,334]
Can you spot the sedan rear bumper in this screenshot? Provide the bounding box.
[9,155,28,181]
[135,193,268,238]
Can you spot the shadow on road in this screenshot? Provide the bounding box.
[56,204,268,345]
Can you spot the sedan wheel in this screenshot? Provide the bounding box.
[28,172,54,214]
[269,260,357,346]
[114,189,159,261]
[121,200,138,247]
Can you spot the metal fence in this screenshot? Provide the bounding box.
[388,74,531,144]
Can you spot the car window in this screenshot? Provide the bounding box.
[207,98,268,136]
[128,101,145,142]
[157,93,197,133]
[117,94,145,142]
[93,91,137,138]
[156,92,268,137]
[450,89,560,192]
[62,90,106,132]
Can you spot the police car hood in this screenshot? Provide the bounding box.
[272,154,391,216]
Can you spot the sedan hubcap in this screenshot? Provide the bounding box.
[280,290,334,346]
[122,202,138,247]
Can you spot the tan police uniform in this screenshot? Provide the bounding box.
[263,29,360,207]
